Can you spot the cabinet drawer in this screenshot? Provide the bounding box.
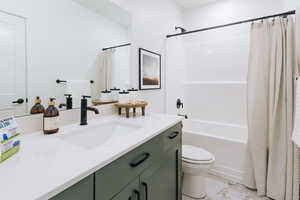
[111,178,140,200]
[50,174,94,200]
[162,123,182,152]
[95,134,163,200]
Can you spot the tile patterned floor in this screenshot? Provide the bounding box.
[182,173,270,200]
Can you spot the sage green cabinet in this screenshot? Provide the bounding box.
[49,174,94,200]
[111,178,140,200]
[49,123,182,200]
[140,148,181,200]
[94,131,163,200]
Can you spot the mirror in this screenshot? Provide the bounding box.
[0,0,132,118]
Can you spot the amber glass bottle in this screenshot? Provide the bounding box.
[43,98,59,135]
[30,97,45,114]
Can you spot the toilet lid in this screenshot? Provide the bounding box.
[182,145,213,162]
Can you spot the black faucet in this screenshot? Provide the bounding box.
[59,94,73,110]
[80,95,100,126]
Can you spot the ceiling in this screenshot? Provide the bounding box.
[72,0,131,27]
[174,0,217,9]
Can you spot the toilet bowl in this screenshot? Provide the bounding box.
[182,145,215,199]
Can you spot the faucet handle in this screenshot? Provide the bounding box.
[65,94,72,97]
[82,95,91,99]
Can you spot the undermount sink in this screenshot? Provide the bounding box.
[58,121,142,149]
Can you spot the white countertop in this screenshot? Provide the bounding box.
[0,114,182,200]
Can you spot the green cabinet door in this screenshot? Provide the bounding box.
[112,178,140,200]
[140,146,182,200]
[49,174,94,200]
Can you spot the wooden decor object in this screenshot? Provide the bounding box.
[92,100,118,106]
[115,101,148,118]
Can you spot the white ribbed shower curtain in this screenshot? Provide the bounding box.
[245,16,300,200]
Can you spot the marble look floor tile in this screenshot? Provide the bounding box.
[182,173,270,200]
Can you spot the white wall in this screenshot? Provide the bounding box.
[284,0,300,10]
[0,0,130,108]
[183,0,289,30]
[116,0,183,113]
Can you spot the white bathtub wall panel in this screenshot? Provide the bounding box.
[184,24,250,82]
[184,83,247,126]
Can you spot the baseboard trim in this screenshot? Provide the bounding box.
[208,165,244,184]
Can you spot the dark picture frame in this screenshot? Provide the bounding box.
[139,48,161,90]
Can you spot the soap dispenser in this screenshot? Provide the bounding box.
[43,98,59,135]
[30,96,45,114]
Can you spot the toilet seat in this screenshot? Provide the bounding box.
[182,145,214,164]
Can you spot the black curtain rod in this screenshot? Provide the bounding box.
[167,10,296,38]
[102,43,131,51]
[56,79,94,84]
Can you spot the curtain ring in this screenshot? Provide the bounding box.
[282,15,288,22]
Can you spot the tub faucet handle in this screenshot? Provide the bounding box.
[176,98,184,109]
[178,114,188,119]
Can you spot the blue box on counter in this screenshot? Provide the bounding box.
[0,117,21,163]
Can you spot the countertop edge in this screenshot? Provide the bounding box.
[38,116,183,200]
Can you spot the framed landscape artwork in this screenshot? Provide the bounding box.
[139,48,161,90]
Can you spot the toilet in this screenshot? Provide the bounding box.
[182,145,215,199]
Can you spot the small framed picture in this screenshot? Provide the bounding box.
[139,48,161,90]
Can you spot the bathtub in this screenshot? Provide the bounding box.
[182,119,248,183]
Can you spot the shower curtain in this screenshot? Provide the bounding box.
[245,16,300,200]
[100,49,114,90]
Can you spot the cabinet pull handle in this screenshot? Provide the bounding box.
[141,182,148,200]
[130,153,150,168]
[134,190,140,200]
[168,131,179,139]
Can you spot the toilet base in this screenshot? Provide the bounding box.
[182,173,207,199]
[183,193,206,200]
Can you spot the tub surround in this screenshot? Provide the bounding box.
[0,113,182,200]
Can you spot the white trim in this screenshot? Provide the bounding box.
[208,164,245,184]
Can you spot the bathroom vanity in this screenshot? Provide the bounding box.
[0,114,182,200]
[51,122,182,200]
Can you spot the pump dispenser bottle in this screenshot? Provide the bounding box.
[30,96,45,114]
[43,98,59,135]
